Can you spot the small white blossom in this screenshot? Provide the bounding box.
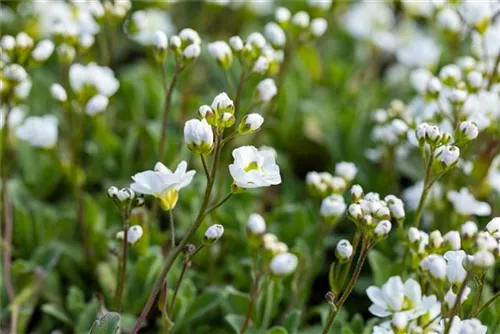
[348,203,363,220]
[203,224,224,245]
[461,221,478,238]
[127,225,143,244]
[270,252,298,277]
[50,83,67,102]
[444,288,471,308]
[211,92,234,112]
[336,239,353,261]
[4,64,27,83]
[444,231,461,250]
[447,188,491,216]
[335,162,357,182]
[207,41,232,68]
[247,32,266,49]
[85,95,109,115]
[444,250,467,284]
[256,78,277,102]
[179,28,201,45]
[421,254,447,280]
[16,115,58,148]
[320,194,346,219]
[247,213,266,235]
[69,63,119,97]
[184,118,214,155]
[430,230,444,249]
[16,32,33,50]
[31,40,54,62]
[292,11,310,28]
[472,250,495,268]
[229,146,281,189]
[153,30,168,50]
[275,7,291,24]
[449,316,487,334]
[486,217,500,237]
[310,18,328,37]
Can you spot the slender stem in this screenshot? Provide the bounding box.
[115,210,130,311]
[470,274,485,317]
[169,209,175,250]
[323,238,369,333]
[168,244,205,316]
[1,105,15,302]
[158,63,183,162]
[260,278,274,330]
[132,132,224,334]
[336,231,361,292]
[444,273,471,334]
[200,154,210,182]
[220,131,238,148]
[471,290,500,317]
[234,69,247,113]
[205,192,233,216]
[422,313,441,330]
[412,147,434,228]
[241,269,265,334]
[225,69,235,94]
[487,49,500,89]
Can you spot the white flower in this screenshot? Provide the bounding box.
[430,230,444,249]
[311,18,328,37]
[127,9,174,46]
[184,118,214,155]
[4,64,27,83]
[16,32,33,49]
[434,145,460,167]
[476,231,498,251]
[292,11,310,28]
[207,41,232,68]
[1,35,15,51]
[275,7,291,24]
[447,188,491,216]
[229,146,281,189]
[366,276,427,320]
[247,213,266,235]
[396,36,441,69]
[153,30,168,50]
[458,121,479,140]
[31,40,54,62]
[270,253,298,277]
[444,250,467,284]
[203,224,224,245]
[14,78,31,100]
[385,195,405,220]
[307,0,332,11]
[472,250,495,268]
[256,78,277,102]
[116,188,134,202]
[459,1,491,32]
[374,220,392,237]
[229,36,244,51]
[247,32,266,49]
[444,231,461,250]
[183,44,201,59]
[264,22,286,48]
[179,28,201,45]
[449,316,487,334]
[69,63,119,97]
[486,217,500,237]
[439,64,462,85]
[0,106,24,130]
[320,194,346,219]
[336,239,353,261]
[421,254,447,280]
[238,113,264,135]
[127,225,143,244]
[334,161,357,182]
[437,8,461,33]
[16,115,58,148]
[410,68,432,93]
[444,288,471,308]
[460,221,478,238]
[350,184,363,201]
[130,161,195,210]
[252,56,270,74]
[50,83,67,102]
[85,95,109,115]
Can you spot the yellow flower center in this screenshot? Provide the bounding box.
[158,189,178,211]
[244,161,259,172]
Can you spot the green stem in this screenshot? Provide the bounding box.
[412,147,434,228]
[201,154,210,182]
[205,192,233,216]
[169,209,175,250]
[470,274,485,317]
[471,290,500,317]
[444,273,471,334]
[131,132,224,334]
[114,210,130,311]
[241,269,265,334]
[260,278,274,330]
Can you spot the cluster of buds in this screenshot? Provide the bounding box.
[415,123,451,148]
[1,33,54,68]
[198,92,235,129]
[274,7,328,41]
[347,187,401,239]
[306,161,357,198]
[203,224,225,245]
[108,186,144,210]
[371,100,411,146]
[162,28,201,64]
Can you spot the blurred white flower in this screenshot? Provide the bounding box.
[396,36,440,69]
[311,18,328,37]
[449,316,487,334]
[229,146,281,188]
[0,106,25,130]
[31,40,54,62]
[16,115,58,148]
[130,161,195,210]
[444,288,471,308]
[203,224,224,245]
[207,41,232,68]
[85,95,109,115]
[291,11,310,28]
[486,217,500,237]
[472,250,495,268]
[374,220,392,237]
[264,22,286,48]
[437,8,461,34]
[459,1,491,33]
[270,252,298,277]
[153,30,168,50]
[335,161,357,182]
[447,188,491,216]
[307,0,332,11]
[69,63,119,97]
[252,56,270,74]
[458,121,479,140]
[460,221,478,238]
[488,156,500,194]
[127,225,143,244]
[4,64,27,83]
[256,78,277,102]
[410,68,432,94]
[342,2,394,44]
[421,254,446,280]
[183,44,201,59]
[443,250,467,284]
[229,36,243,52]
[275,7,291,24]
[247,213,266,235]
[211,92,234,112]
[50,83,67,102]
[443,231,461,250]
[128,9,175,46]
[320,194,346,219]
[247,32,266,49]
[184,118,214,155]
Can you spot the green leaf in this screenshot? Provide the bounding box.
[41,303,72,325]
[368,250,394,286]
[266,326,289,334]
[225,314,246,334]
[66,286,85,319]
[88,312,121,334]
[183,289,224,323]
[283,309,302,334]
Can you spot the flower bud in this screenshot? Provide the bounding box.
[460,221,478,238]
[408,227,421,244]
[466,71,483,91]
[207,41,233,69]
[275,7,291,27]
[247,32,266,49]
[203,224,224,245]
[117,188,135,202]
[183,244,196,261]
[50,83,67,102]
[486,217,500,237]
[4,64,27,83]
[325,291,335,305]
[375,206,390,220]
[335,161,357,183]
[426,125,442,143]
[425,77,442,99]
[127,225,143,244]
[247,213,266,235]
[430,230,444,249]
[252,56,270,74]
[291,11,310,28]
[439,64,461,86]
[108,186,119,199]
[229,36,243,52]
[1,35,15,52]
[85,95,109,115]
[221,112,235,128]
[57,44,76,64]
[335,239,353,262]
[415,123,429,145]
[198,105,214,121]
[153,30,168,63]
[211,92,234,114]
[265,22,286,49]
[444,231,461,250]
[320,195,346,222]
[458,121,478,141]
[472,250,495,269]
[169,35,181,55]
[361,214,374,227]
[348,203,363,221]
[184,118,214,155]
[374,220,392,237]
[310,18,328,37]
[350,184,363,203]
[449,88,468,106]
[256,78,277,102]
[421,254,446,280]
[238,113,264,134]
[183,43,201,60]
[269,252,298,277]
[434,145,460,168]
[31,40,54,62]
[16,32,34,51]
[392,313,408,332]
